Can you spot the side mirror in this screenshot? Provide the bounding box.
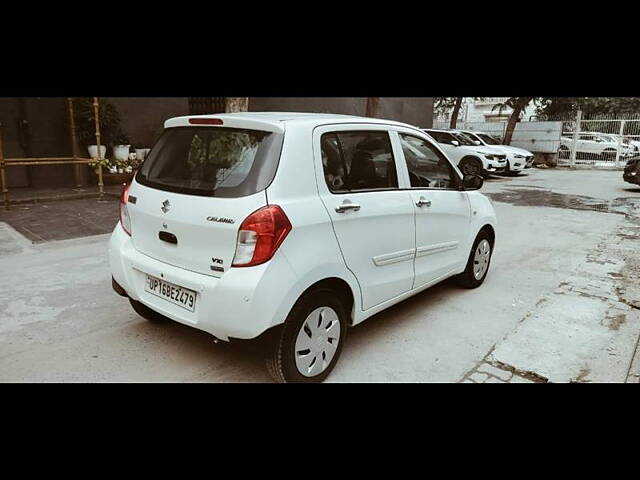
[451,140,460,146]
[473,140,481,146]
[462,174,483,190]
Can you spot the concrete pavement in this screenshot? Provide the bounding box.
[1,168,639,382]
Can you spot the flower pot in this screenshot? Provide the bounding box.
[135,148,147,161]
[113,145,131,161]
[88,145,107,160]
[102,172,135,185]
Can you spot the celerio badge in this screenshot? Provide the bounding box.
[207,216,235,224]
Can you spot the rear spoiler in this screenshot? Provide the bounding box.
[165,115,286,134]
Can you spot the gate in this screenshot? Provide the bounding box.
[434,111,640,169]
[550,112,640,168]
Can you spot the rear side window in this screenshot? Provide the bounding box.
[321,131,398,192]
[136,127,283,197]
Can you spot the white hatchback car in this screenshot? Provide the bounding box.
[109,112,497,383]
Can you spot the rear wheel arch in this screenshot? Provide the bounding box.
[297,277,355,326]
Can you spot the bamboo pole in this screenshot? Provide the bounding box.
[93,97,103,195]
[0,123,8,207]
[68,98,82,187]
[4,157,92,162]
[4,159,94,166]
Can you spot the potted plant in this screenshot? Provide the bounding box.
[73,98,122,159]
[112,130,131,162]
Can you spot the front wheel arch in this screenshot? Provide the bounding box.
[478,224,495,248]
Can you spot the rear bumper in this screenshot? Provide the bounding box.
[108,223,295,341]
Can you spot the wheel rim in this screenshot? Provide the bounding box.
[462,161,480,176]
[294,307,341,377]
[473,239,491,280]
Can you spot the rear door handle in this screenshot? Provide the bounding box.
[335,202,361,213]
[416,198,431,208]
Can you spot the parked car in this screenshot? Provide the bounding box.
[455,130,535,175]
[623,157,640,185]
[559,132,633,161]
[607,134,640,158]
[422,128,507,176]
[628,139,640,156]
[109,112,497,383]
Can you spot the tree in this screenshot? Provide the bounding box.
[225,98,249,113]
[493,97,535,145]
[536,97,640,118]
[449,97,464,128]
[366,97,380,118]
[434,97,486,128]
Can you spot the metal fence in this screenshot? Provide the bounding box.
[433,111,640,169]
[540,112,640,168]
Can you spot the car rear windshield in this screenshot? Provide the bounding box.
[136,127,283,197]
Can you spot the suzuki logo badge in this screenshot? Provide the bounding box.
[161,200,171,213]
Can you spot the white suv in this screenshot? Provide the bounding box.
[422,129,508,176]
[559,132,633,161]
[109,113,497,383]
[456,130,535,174]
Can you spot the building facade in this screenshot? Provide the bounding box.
[435,97,538,125]
[0,97,433,188]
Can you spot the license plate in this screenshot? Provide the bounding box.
[144,274,196,312]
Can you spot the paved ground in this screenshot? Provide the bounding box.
[0,197,119,243]
[3,185,120,205]
[1,168,639,382]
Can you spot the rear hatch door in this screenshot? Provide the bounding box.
[128,122,284,277]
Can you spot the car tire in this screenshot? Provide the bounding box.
[265,288,348,383]
[456,230,493,289]
[459,157,483,177]
[505,162,519,177]
[129,298,168,323]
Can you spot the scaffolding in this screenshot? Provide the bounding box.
[0,97,104,207]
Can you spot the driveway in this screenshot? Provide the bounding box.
[1,169,639,382]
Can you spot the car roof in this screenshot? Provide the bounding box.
[165,111,416,132]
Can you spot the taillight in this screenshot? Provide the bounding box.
[232,205,292,267]
[120,183,132,236]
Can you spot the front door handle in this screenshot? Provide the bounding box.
[335,202,361,213]
[416,198,431,208]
